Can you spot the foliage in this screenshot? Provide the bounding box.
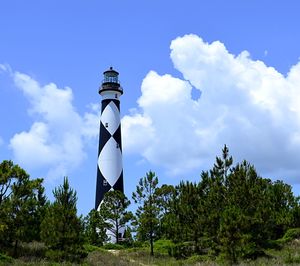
[155,184,177,240]
[132,171,160,256]
[155,146,296,263]
[168,241,196,259]
[40,177,85,262]
[1,144,300,264]
[85,249,134,266]
[83,243,102,253]
[186,254,212,264]
[84,209,107,246]
[0,253,13,263]
[15,241,47,259]
[153,239,175,255]
[102,243,125,250]
[280,228,300,242]
[99,190,132,243]
[0,160,47,256]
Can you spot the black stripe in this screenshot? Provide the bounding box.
[112,170,124,192]
[101,99,112,113]
[112,125,122,152]
[101,99,120,113]
[111,99,120,111]
[98,122,112,155]
[95,168,112,209]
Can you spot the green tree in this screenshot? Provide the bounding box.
[199,145,232,251]
[40,177,84,261]
[217,157,295,261]
[156,184,177,240]
[218,205,245,263]
[222,160,273,259]
[268,180,295,239]
[99,190,132,244]
[132,171,160,256]
[292,196,300,228]
[176,181,204,250]
[0,160,46,256]
[84,209,107,246]
[10,177,46,255]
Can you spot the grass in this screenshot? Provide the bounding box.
[3,238,300,265]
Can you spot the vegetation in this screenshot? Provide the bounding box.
[100,190,133,244]
[1,146,300,265]
[132,170,160,256]
[40,177,85,262]
[84,209,107,246]
[0,160,46,257]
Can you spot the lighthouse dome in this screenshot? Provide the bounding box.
[99,67,123,95]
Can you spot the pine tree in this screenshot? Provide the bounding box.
[84,209,107,246]
[0,160,47,255]
[99,190,132,243]
[132,171,160,256]
[156,184,177,240]
[40,177,84,261]
[200,145,232,250]
[268,180,295,239]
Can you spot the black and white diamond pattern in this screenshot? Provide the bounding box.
[101,101,120,135]
[98,137,122,187]
[95,99,123,210]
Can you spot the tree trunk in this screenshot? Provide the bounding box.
[150,231,154,256]
[13,239,18,257]
[150,218,154,256]
[116,218,119,244]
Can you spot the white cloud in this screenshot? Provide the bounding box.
[9,71,99,180]
[0,64,12,75]
[0,64,7,73]
[122,34,300,181]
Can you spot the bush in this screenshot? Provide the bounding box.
[154,239,175,255]
[0,253,13,263]
[86,250,132,266]
[282,228,300,242]
[45,248,87,263]
[168,242,195,259]
[84,244,102,252]
[265,240,281,250]
[45,249,65,262]
[18,241,47,258]
[186,254,211,263]
[284,249,300,264]
[102,243,125,250]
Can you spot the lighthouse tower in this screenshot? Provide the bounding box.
[95,67,124,211]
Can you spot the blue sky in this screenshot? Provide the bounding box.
[1,0,300,215]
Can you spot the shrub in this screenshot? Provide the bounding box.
[45,248,87,263]
[154,239,175,255]
[18,241,46,258]
[0,253,13,263]
[282,228,300,242]
[45,249,65,262]
[84,244,102,253]
[168,242,195,259]
[86,250,132,266]
[102,243,125,250]
[186,254,211,263]
[284,249,300,264]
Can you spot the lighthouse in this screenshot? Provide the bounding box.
[95,67,124,211]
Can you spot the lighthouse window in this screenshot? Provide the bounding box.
[115,94,118,99]
[116,143,119,148]
[105,122,108,128]
[103,179,107,186]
